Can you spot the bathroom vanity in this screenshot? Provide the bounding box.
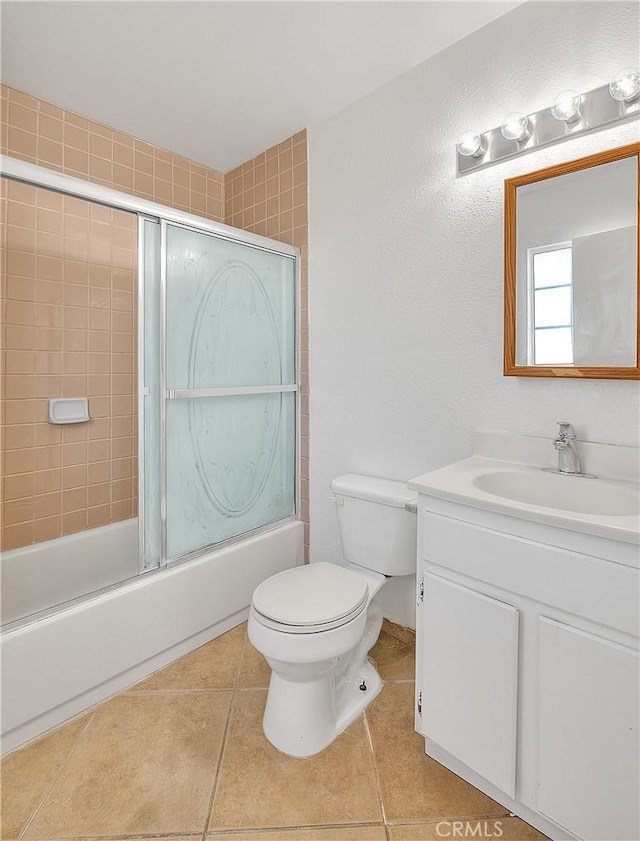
[409,432,640,841]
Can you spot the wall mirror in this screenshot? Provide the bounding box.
[504,144,639,379]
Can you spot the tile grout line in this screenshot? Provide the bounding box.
[381,678,415,685]
[382,626,416,648]
[222,685,266,693]
[231,625,248,694]
[20,834,204,841]
[207,821,386,837]
[16,710,98,841]
[24,823,387,841]
[123,688,237,696]
[200,628,248,839]
[386,812,513,827]
[201,693,236,838]
[363,707,390,841]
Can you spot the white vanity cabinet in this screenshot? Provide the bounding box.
[414,496,640,841]
[421,573,519,797]
[536,617,639,841]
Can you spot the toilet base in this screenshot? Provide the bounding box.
[263,658,383,758]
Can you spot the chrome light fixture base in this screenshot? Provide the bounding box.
[457,82,639,176]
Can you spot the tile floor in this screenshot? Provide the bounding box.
[1,622,548,841]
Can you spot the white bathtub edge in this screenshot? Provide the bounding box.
[1,520,303,755]
[1,519,139,626]
[2,606,248,757]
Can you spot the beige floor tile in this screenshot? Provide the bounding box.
[131,623,246,691]
[367,684,508,823]
[0,715,89,840]
[237,636,271,689]
[208,827,387,840]
[369,630,415,682]
[24,692,231,838]
[209,690,383,830]
[388,817,549,840]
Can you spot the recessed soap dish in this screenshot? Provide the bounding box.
[48,398,90,424]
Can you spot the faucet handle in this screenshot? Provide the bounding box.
[557,421,576,439]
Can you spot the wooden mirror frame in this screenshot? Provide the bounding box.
[503,143,640,379]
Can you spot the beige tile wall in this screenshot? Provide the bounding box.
[1,182,138,549]
[1,84,309,557]
[225,132,310,555]
[1,85,226,551]
[0,85,225,220]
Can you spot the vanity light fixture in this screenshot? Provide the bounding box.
[456,131,484,158]
[500,112,530,142]
[457,72,640,175]
[609,68,640,103]
[550,90,582,124]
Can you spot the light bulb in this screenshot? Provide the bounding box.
[609,68,640,103]
[456,131,484,158]
[500,112,530,142]
[550,90,581,124]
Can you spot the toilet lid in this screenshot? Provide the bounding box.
[252,562,369,629]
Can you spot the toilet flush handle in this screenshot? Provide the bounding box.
[327,495,344,506]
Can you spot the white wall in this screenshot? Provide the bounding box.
[308,1,640,628]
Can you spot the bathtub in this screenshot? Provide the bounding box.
[0,519,303,754]
[1,519,140,627]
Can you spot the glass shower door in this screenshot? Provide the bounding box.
[161,222,297,563]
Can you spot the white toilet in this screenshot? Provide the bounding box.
[248,473,417,757]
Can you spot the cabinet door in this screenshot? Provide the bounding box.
[538,617,640,841]
[420,572,519,796]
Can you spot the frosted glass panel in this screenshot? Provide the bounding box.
[143,220,161,567]
[166,225,296,389]
[166,392,295,559]
[141,220,297,565]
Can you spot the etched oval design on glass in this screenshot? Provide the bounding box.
[188,261,283,518]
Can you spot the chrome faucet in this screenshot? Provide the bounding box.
[552,422,582,474]
[543,422,596,478]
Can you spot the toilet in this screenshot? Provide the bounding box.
[248,473,417,757]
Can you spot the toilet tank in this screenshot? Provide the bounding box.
[331,474,417,576]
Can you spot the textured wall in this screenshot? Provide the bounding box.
[1,84,225,550]
[308,1,640,626]
[225,133,310,556]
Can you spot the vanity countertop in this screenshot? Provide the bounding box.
[409,455,640,545]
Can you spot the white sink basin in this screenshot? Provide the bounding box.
[472,470,639,517]
[409,450,640,544]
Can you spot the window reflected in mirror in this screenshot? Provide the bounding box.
[530,245,574,365]
[504,144,639,379]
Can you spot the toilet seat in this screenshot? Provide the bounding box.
[251,562,369,634]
